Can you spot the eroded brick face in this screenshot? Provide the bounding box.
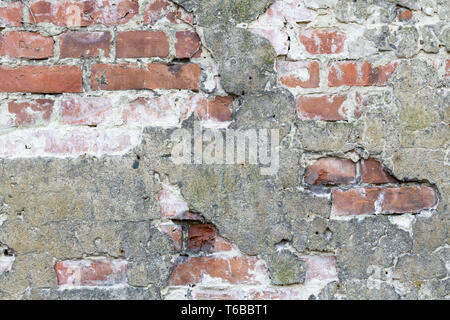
[0,2,22,27]
[299,28,346,54]
[0,66,82,93]
[59,31,111,58]
[0,31,54,59]
[305,158,356,185]
[116,31,169,58]
[0,0,447,302]
[55,259,128,287]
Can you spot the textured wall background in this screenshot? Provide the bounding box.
[0,0,448,300]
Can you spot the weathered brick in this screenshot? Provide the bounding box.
[54,259,127,287]
[299,28,346,54]
[249,27,288,56]
[0,66,82,93]
[328,61,399,87]
[91,63,201,91]
[277,61,320,88]
[143,0,193,25]
[59,31,111,58]
[297,95,347,121]
[361,159,398,184]
[446,59,450,77]
[169,256,267,285]
[61,97,112,126]
[301,255,338,283]
[192,288,304,300]
[158,223,182,251]
[122,97,179,127]
[305,158,356,185]
[0,256,15,274]
[175,31,201,58]
[0,31,53,59]
[397,7,413,21]
[116,31,169,58]
[332,186,438,216]
[8,99,54,126]
[193,96,233,123]
[30,0,139,26]
[188,224,233,253]
[0,2,22,27]
[192,289,244,300]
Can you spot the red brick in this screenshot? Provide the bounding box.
[305,158,356,185]
[188,224,233,253]
[61,97,112,125]
[30,0,139,26]
[299,28,346,54]
[158,223,182,251]
[158,191,201,221]
[175,31,201,58]
[248,288,302,300]
[123,97,179,127]
[0,66,82,93]
[192,289,244,300]
[143,0,193,25]
[0,2,22,27]
[0,31,53,59]
[40,128,136,156]
[301,255,338,283]
[397,7,413,21]
[59,31,111,58]
[116,31,169,58]
[249,27,289,56]
[169,256,267,286]
[8,99,54,126]
[54,259,127,287]
[193,96,233,123]
[332,186,438,216]
[91,63,201,91]
[0,128,139,157]
[297,94,347,121]
[361,159,398,184]
[277,61,320,88]
[446,60,450,78]
[0,257,14,274]
[328,61,399,87]
[261,0,313,25]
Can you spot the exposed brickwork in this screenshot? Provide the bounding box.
[0,66,82,93]
[277,61,320,88]
[116,31,169,58]
[55,259,127,287]
[299,28,346,54]
[297,95,347,121]
[0,31,53,59]
[305,158,356,185]
[91,63,200,91]
[361,159,398,184]
[8,99,54,127]
[59,31,111,58]
[328,61,399,87]
[29,0,139,26]
[0,2,22,27]
[0,0,447,301]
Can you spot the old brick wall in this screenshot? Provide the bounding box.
[0,0,448,300]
